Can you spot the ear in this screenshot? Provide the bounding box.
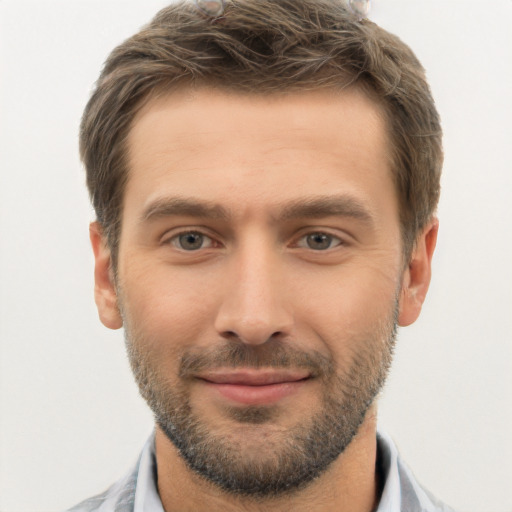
[398,218,439,327]
[89,222,123,330]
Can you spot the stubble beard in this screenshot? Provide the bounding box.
[123,307,397,499]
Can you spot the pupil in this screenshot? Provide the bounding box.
[179,233,203,250]
[307,233,331,250]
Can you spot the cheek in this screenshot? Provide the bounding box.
[119,258,223,350]
[292,259,400,350]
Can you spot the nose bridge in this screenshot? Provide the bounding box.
[214,231,292,345]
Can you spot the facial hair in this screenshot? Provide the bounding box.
[123,306,397,499]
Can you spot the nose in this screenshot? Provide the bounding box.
[214,240,293,345]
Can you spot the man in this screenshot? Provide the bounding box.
[70,0,453,510]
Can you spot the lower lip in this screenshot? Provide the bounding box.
[202,380,308,405]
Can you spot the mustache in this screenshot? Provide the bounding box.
[178,340,334,379]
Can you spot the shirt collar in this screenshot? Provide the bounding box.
[133,434,165,512]
[374,429,402,512]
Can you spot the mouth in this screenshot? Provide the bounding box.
[196,369,312,405]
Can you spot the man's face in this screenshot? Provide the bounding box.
[92,88,430,497]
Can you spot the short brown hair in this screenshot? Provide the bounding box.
[80,0,442,264]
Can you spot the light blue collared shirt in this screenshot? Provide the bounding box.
[68,429,455,512]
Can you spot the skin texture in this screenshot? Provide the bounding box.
[90,88,438,512]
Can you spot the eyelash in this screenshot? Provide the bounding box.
[167,230,217,251]
[164,229,345,252]
[293,232,344,251]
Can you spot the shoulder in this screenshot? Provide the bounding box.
[396,458,457,512]
[64,433,157,512]
[66,489,110,512]
[377,429,458,512]
[65,458,139,512]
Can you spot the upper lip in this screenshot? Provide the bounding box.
[197,369,311,386]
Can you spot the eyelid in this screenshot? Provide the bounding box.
[297,234,342,250]
[290,229,348,249]
[159,226,350,251]
[160,227,222,248]
[173,232,213,250]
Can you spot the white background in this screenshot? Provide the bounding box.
[0,1,511,511]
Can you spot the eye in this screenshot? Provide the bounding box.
[296,232,342,251]
[169,231,214,251]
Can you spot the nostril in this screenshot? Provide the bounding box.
[218,328,285,346]
[220,330,238,339]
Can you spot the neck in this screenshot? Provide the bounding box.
[156,406,381,512]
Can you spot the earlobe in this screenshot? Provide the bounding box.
[90,222,123,330]
[398,219,439,327]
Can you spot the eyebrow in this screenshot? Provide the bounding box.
[140,195,375,225]
[277,196,375,224]
[141,197,230,222]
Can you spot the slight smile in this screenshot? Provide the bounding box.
[197,369,312,405]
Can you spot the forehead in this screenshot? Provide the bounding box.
[129,86,389,158]
[124,87,396,222]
